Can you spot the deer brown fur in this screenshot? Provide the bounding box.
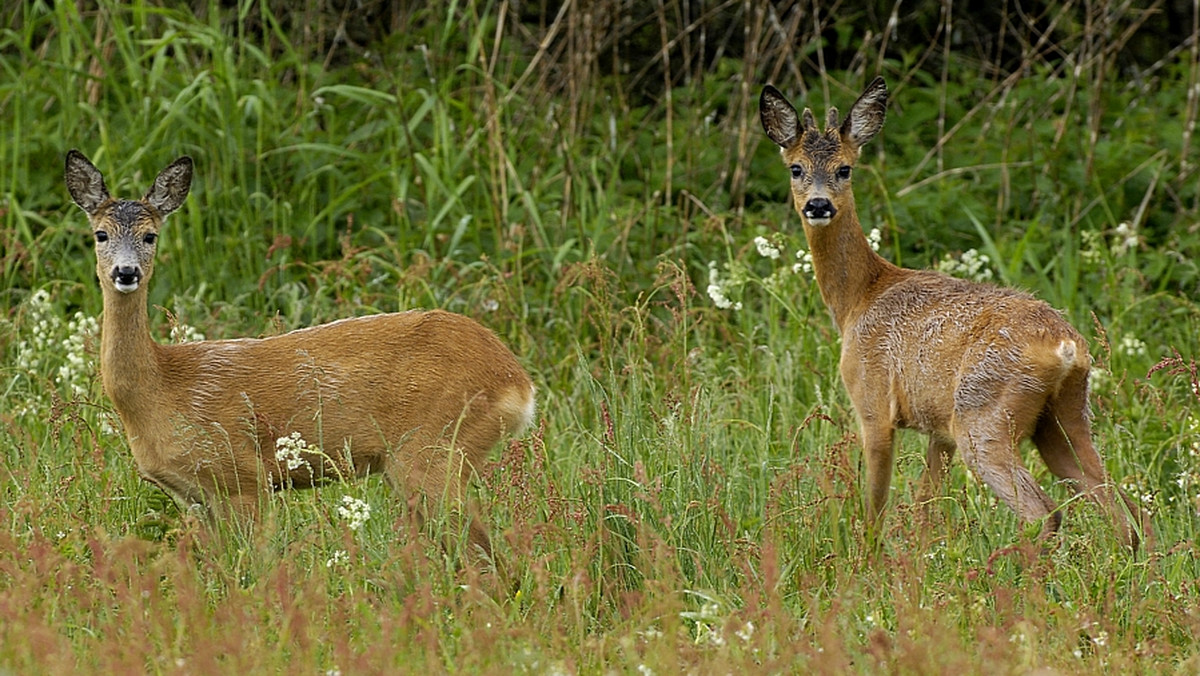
[759,79,1148,550]
[66,149,536,558]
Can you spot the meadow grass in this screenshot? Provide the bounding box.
[2,0,1200,672]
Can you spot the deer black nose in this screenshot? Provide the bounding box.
[112,266,141,289]
[803,198,836,221]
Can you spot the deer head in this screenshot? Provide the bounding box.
[760,78,888,226]
[65,150,193,294]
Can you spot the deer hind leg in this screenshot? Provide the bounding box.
[383,439,495,562]
[1032,380,1147,550]
[954,414,1062,541]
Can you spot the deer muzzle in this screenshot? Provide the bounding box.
[111,265,142,293]
[803,197,837,225]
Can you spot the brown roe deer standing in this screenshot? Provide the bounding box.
[65,149,536,558]
[759,79,1148,550]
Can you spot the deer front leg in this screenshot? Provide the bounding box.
[917,435,956,509]
[859,420,896,542]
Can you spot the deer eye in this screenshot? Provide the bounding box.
[143,233,158,245]
[836,166,852,180]
[789,165,804,179]
[94,231,109,243]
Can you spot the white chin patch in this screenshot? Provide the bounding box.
[114,281,140,293]
[805,217,832,227]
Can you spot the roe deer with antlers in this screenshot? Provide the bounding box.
[759,78,1148,550]
[66,149,535,559]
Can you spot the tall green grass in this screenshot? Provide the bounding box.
[2,0,1199,672]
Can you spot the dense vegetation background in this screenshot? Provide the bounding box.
[2,0,1199,672]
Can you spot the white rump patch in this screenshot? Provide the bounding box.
[1056,340,1077,369]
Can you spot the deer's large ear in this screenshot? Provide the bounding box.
[841,77,889,149]
[760,85,802,149]
[65,149,110,215]
[144,156,194,217]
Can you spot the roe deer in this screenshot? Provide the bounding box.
[65,149,536,559]
[758,79,1148,550]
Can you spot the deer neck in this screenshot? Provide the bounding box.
[803,207,892,332]
[99,286,163,416]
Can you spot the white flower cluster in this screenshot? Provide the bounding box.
[15,289,58,373]
[753,236,781,260]
[1122,478,1157,513]
[1080,229,1104,264]
[867,227,882,252]
[1113,221,1138,255]
[274,431,313,472]
[681,600,726,646]
[57,312,99,397]
[1118,335,1147,358]
[337,495,371,531]
[325,549,349,568]
[170,323,206,343]
[677,596,753,648]
[936,248,994,282]
[793,248,813,276]
[15,289,99,400]
[706,262,742,311]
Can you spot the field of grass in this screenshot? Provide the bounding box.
[2,0,1200,672]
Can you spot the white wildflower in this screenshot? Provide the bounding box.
[338,495,371,531]
[867,227,882,252]
[735,621,755,643]
[638,627,664,640]
[170,323,205,343]
[793,248,813,276]
[681,599,725,646]
[1186,416,1200,458]
[100,413,119,437]
[754,236,781,260]
[1081,229,1104,264]
[55,312,98,397]
[1113,222,1138,255]
[325,550,349,568]
[15,340,34,371]
[936,248,994,282]
[18,289,61,374]
[706,262,742,311]
[274,431,312,472]
[1118,335,1147,358]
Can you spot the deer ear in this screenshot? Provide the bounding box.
[65,149,110,215]
[841,77,889,149]
[760,85,801,149]
[144,156,194,217]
